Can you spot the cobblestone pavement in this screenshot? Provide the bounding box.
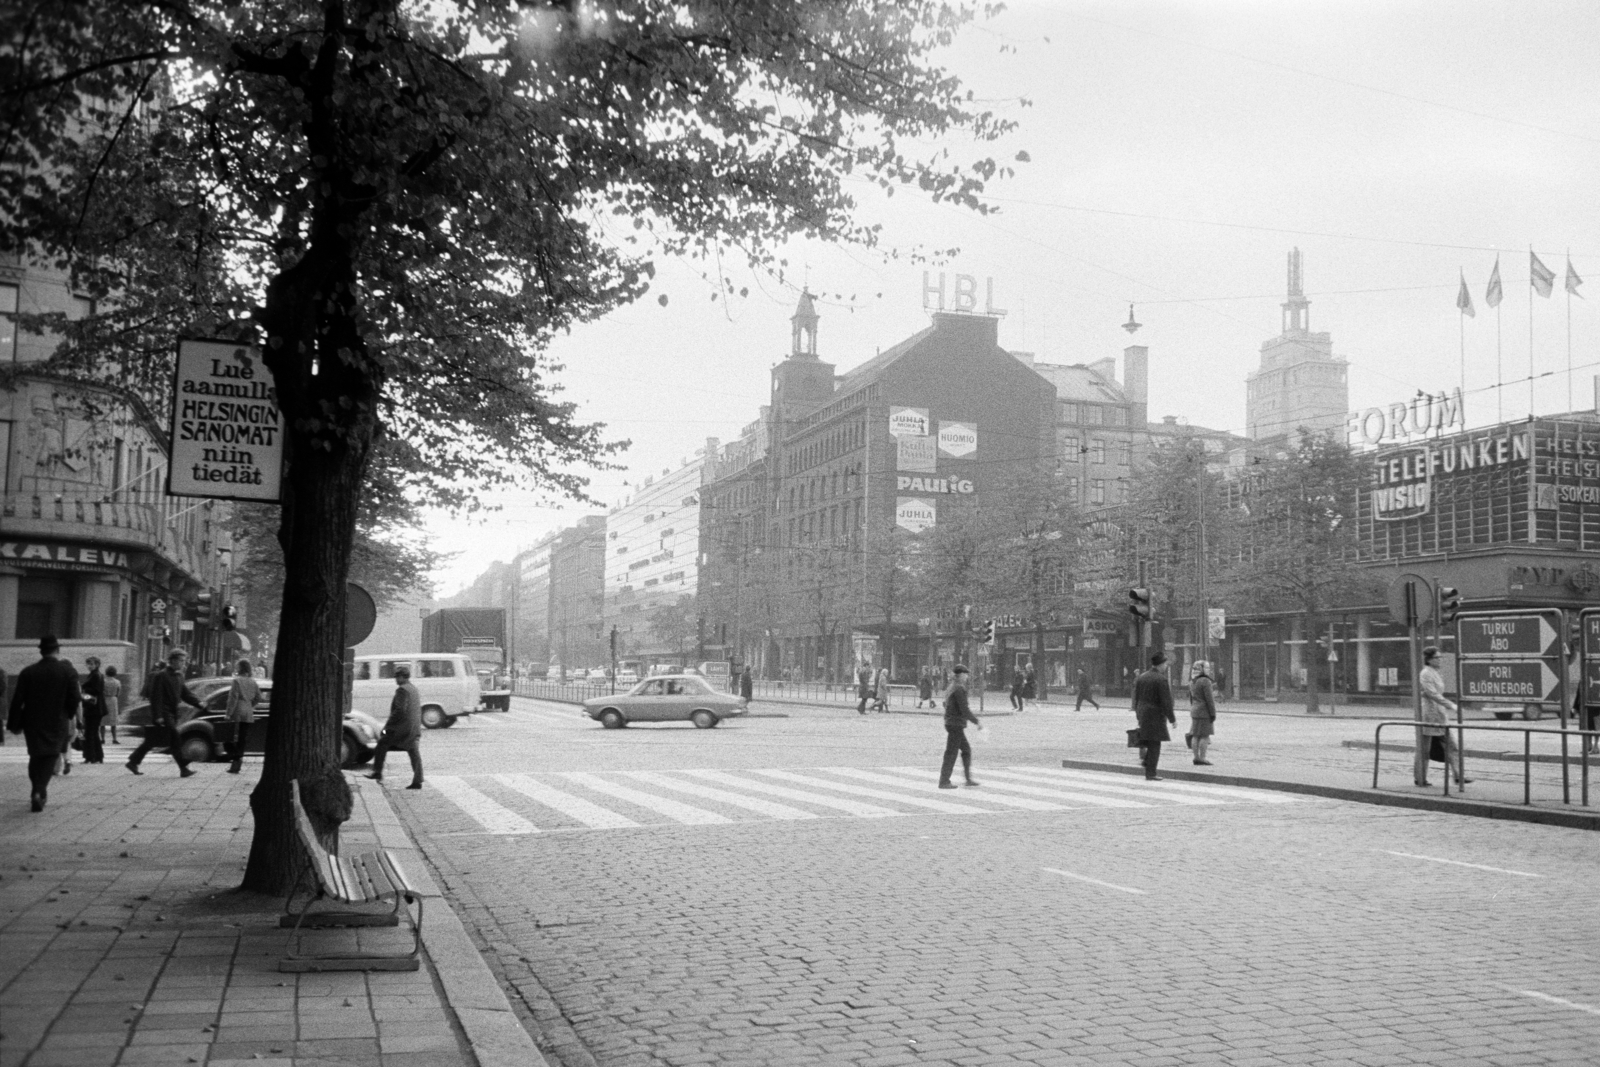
[385,696,1600,1066]
[0,738,472,1067]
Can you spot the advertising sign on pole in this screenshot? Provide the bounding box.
[168,339,285,502]
[1207,608,1226,641]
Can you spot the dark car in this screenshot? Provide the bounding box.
[582,674,748,730]
[119,680,382,768]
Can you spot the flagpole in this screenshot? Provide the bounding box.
[1529,245,1536,418]
[1497,304,1503,422]
[1567,248,1574,412]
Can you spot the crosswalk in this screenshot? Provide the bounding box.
[418,765,1298,835]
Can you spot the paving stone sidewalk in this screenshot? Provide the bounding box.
[0,741,474,1067]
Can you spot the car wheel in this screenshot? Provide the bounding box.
[421,705,447,729]
[1494,711,1513,721]
[691,709,717,729]
[178,735,213,765]
[599,709,625,730]
[442,715,459,728]
[1522,703,1544,721]
[340,733,361,769]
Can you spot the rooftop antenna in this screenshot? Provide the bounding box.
[1122,303,1142,335]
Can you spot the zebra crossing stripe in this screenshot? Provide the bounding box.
[623,771,819,820]
[877,767,1151,809]
[751,769,995,814]
[983,767,1225,805]
[429,777,539,834]
[561,772,732,825]
[492,774,639,829]
[818,767,1068,812]
[1004,766,1295,803]
[676,769,906,818]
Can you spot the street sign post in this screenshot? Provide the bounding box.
[1454,608,1567,726]
[1579,608,1600,712]
[1457,659,1563,702]
[1455,612,1561,659]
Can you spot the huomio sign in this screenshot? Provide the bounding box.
[169,339,285,502]
[938,421,977,457]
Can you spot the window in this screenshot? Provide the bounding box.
[379,660,411,679]
[1083,405,1104,426]
[18,577,74,638]
[1058,432,1080,457]
[0,284,15,361]
[1090,480,1106,504]
[1107,407,1128,427]
[420,659,457,678]
[355,662,372,680]
[1064,477,1079,501]
[1058,402,1079,423]
[1119,440,1133,466]
[640,679,665,695]
[1089,439,1105,464]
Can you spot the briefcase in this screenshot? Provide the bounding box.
[1126,728,1143,748]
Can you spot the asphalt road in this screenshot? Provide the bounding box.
[378,696,1600,1067]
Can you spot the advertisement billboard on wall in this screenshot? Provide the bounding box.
[896,436,937,472]
[895,496,936,532]
[888,406,929,437]
[169,339,285,502]
[937,421,977,457]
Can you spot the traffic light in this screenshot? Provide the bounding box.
[221,603,238,632]
[982,620,996,645]
[194,590,213,626]
[1128,587,1153,621]
[1437,586,1462,625]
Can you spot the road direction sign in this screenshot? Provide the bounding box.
[1455,611,1562,659]
[1458,659,1562,702]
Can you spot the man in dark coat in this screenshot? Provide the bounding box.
[6,635,83,811]
[367,664,424,789]
[127,648,205,776]
[856,661,873,715]
[938,665,981,789]
[80,656,106,764]
[739,665,753,703]
[1132,652,1177,781]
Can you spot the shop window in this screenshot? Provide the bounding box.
[18,577,74,639]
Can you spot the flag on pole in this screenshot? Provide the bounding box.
[1456,272,1475,317]
[1531,250,1556,297]
[1567,257,1584,298]
[1486,258,1503,308]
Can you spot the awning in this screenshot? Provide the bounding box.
[221,630,253,652]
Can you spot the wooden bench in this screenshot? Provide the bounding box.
[279,778,423,972]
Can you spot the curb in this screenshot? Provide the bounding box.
[1340,738,1600,767]
[356,780,551,1067]
[1057,758,1600,831]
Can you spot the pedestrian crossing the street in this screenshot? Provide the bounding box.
[419,765,1299,836]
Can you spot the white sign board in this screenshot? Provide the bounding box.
[169,339,285,502]
[1207,608,1227,641]
[895,496,936,532]
[897,436,937,472]
[938,421,977,457]
[888,406,929,437]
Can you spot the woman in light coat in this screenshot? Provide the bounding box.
[1188,661,1218,766]
[224,659,261,774]
[874,667,890,713]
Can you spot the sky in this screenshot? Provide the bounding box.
[429,0,1600,596]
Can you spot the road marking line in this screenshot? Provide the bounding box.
[561,772,731,825]
[1006,766,1297,804]
[993,767,1228,805]
[1511,989,1600,1016]
[822,768,1067,811]
[1042,867,1146,895]
[492,774,639,829]
[879,767,1150,809]
[623,771,819,820]
[677,769,906,818]
[1381,850,1541,877]
[752,769,995,814]
[430,776,539,835]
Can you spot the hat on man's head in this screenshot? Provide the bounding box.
[38,634,59,653]
[1150,652,1167,666]
[952,664,970,675]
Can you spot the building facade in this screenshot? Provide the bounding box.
[602,448,709,663]
[0,255,232,683]
[547,515,606,673]
[1245,249,1349,441]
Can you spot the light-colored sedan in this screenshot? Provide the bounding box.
[583,675,749,729]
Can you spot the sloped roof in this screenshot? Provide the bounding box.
[833,325,937,392]
[1031,361,1127,404]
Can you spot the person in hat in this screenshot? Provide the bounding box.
[937,664,982,789]
[1132,652,1177,780]
[127,648,205,776]
[5,635,83,811]
[367,664,424,789]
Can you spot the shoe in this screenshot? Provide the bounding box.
[1457,778,1472,785]
[227,764,241,774]
[30,793,43,812]
[61,762,70,775]
[964,779,980,787]
[1415,780,1432,787]
[1184,734,1192,750]
[406,782,423,790]
[1194,760,1213,766]
[125,761,142,775]
[1146,776,1164,782]
[938,781,957,790]
[179,768,196,778]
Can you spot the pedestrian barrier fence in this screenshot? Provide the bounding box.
[1372,720,1600,806]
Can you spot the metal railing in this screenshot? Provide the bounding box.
[512,679,612,705]
[1372,720,1599,806]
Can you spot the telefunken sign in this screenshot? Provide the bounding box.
[1372,428,1530,521]
[1347,388,1464,446]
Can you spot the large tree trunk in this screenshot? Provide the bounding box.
[1304,612,1322,715]
[240,233,378,893]
[1033,620,1049,701]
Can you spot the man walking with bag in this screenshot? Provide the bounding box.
[1132,652,1177,781]
[937,664,981,789]
[127,649,205,777]
[6,635,82,811]
[366,664,424,789]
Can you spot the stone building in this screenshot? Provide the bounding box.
[601,450,709,664]
[546,516,606,674]
[1245,249,1349,441]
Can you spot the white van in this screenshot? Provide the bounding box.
[353,653,483,729]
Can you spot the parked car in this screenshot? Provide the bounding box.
[614,668,640,686]
[351,653,483,728]
[582,674,749,729]
[119,681,383,768]
[586,667,610,683]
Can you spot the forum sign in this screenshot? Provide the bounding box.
[1347,388,1464,446]
[168,339,285,503]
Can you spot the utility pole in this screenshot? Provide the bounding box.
[609,625,618,695]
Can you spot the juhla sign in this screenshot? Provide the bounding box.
[169,339,285,502]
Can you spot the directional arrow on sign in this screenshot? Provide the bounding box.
[1459,659,1562,703]
[1456,611,1563,659]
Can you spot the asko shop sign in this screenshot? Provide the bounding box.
[0,541,136,571]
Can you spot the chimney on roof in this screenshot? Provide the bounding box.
[1124,345,1148,405]
[1163,415,1177,426]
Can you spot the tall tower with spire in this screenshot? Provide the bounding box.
[1245,249,1348,440]
[770,289,835,422]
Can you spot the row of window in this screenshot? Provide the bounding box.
[1056,433,1133,467]
[1058,402,1130,427]
[786,417,865,475]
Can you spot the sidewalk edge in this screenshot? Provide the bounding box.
[357,780,552,1067]
[1057,758,1600,831]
